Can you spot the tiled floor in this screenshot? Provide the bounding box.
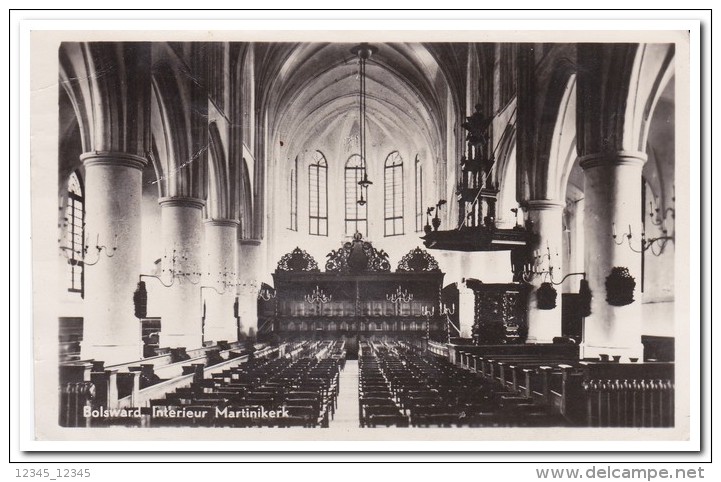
[328,360,360,429]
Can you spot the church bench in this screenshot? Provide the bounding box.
[364,413,409,428]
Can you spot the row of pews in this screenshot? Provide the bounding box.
[60,340,346,428]
[358,340,566,427]
[358,342,409,427]
[455,345,675,427]
[146,340,346,427]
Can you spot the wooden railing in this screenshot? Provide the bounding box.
[59,343,282,426]
[428,341,449,358]
[579,362,674,427]
[454,347,675,427]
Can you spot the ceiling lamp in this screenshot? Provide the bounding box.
[351,43,377,203]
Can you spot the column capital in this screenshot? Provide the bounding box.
[80,151,147,170]
[524,199,566,211]
[204,219,240,228]
[158,196,206,210]
[239,239,262,246]
[579,151,647,171]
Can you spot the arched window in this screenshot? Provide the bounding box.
[345,154,368,236]
[308,151,328,236]
[384,151,404,236]
[415,155,423,232]
[289,156,298,231]
[64,171,84,296]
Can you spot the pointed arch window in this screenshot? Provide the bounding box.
[308,151,328,236]
[64,171,84,296]
[384,151,404,236]
[345,154,368,236]
[289,156,298,231]
[415,155,423,232]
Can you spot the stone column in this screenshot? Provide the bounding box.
[458,282,476,339]
[203,219,240,343]
[580,153,646,361]
[525,200,565,343]
[158,197,205,349]
[81,152,146,364]
[238,240,262,337]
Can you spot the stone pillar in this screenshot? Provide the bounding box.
[238,240,262,337]
[158,197,205,349]
[525,200,565,343]
[81,152,146,365]
[203,219,239,343]
[580,153,646,361]
[458,282,476,339]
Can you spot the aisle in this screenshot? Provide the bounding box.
[328,360,360,429]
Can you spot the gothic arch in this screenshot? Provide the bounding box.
[207,121,236,221]
[577,43,675,157]
[239,156,253,240]
[151,55,207,200]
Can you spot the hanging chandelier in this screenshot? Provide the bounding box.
[351,43,377,205]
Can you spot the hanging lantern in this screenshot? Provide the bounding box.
[605,266,636,306]
[579,278,592,317]
[233,296,239,318]
[536,282,557,310]
[133,281,148,319]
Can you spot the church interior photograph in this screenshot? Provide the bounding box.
[50,37,682,434]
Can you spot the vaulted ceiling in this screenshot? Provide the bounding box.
[256,42,458,164]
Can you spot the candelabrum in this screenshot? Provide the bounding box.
[421,305,435,340]
[441,303,457,343]
[161,248,202,285]
[258,287,276,301]
[612,222,674,256]
[421,304,457,342]
[216,267,238,291]
[386,285,413,304]
[305,285,332,317]
[70,233,118,266]
[521,244,560,283]
[305,285,332,304]
[648,194,675,232]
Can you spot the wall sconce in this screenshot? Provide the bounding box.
[216,267,238,291]
[518,243,560,284]
[133,272,177,319]
[258,287,276,301]
[161,248,202,285]
[539,272,588,312]
[648,190,675,232]
[440,303,458,342]
[81,233,118,266]
[612,222,674,256]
